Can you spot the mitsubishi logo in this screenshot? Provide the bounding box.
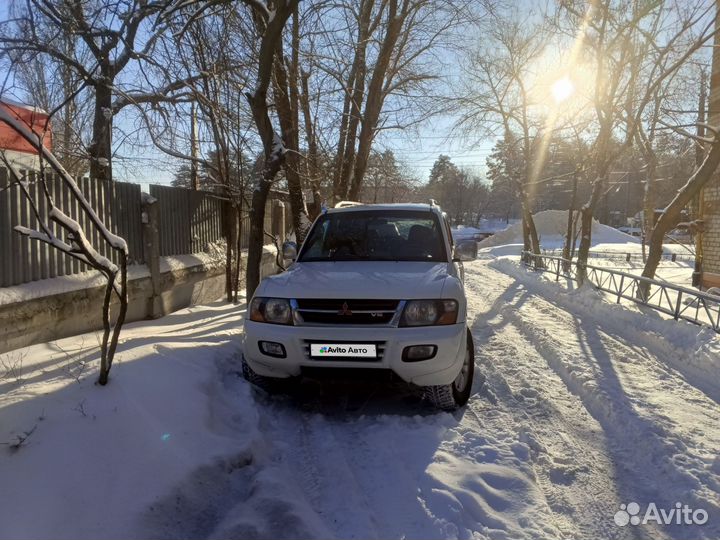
[338,302,353,316]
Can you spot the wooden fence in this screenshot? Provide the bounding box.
[1,169,292,288]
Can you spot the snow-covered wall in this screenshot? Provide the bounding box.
[0,246,280,353]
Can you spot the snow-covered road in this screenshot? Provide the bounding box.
[219,260,720,540]
[2,259,718,540]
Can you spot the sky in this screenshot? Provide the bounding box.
[0,2,496,194]
[117,114,493,191]
[378,116,495,183]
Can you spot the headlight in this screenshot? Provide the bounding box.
[400,299,458,327]
[249,297,293,325]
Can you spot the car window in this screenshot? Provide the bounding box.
[299,210,447,262]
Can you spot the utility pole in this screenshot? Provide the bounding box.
[190,102,199,190]
[62,34,75,174]
[693,67,707,287]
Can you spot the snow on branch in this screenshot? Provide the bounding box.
[0,105,128,253]
[0,108,129,386]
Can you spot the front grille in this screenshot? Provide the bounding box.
[295,299,399,326]
[303,341,386,362]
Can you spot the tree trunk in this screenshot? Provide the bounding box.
[272,15,310,243]
[246,179,273,300]
[61,34,76,173]
[243,1,297,299]
[562,172,578,266]
[299,69,322,219]
[224,203,237,302]
[576,168,608,281]
[641,138,720,287]
[234,208,242,304]
[641,152,657,263]
[88,74,114,181]
[333,0,375,203]
[348,0,405,201]
[693,67,707,286]
[570,211,579,259]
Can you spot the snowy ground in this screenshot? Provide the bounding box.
[1,260,719,540]
[476,209,697,289]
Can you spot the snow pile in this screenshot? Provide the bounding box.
[490,257,720,402]
[0,300,329,540]
[478,210,638,250]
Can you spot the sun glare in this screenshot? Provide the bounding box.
[551,77,575,103]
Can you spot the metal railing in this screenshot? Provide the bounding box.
[540,248,696,264]
[521,251,720,333]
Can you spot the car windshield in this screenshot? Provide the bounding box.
[298,210,447,262]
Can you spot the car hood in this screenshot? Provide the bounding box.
[257,261,451,299]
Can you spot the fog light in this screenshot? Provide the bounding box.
[402,345,437,362]
[259,341,286,358]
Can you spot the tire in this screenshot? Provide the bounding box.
[423,329,475,410]
[241,354,282,392]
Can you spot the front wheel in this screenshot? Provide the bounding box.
[423,329,475,410]
[241,354,286,393]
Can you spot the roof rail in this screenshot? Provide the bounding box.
[334,200,364,208]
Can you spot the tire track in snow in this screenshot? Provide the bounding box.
[260,404,382,539]
[475,261,720,540]
[465,268,644,540]
[233,259,717,540]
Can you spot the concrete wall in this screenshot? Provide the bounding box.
[0,246,280,353]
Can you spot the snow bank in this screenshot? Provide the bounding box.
[478,210,639,250]
[0,266,150,306]
[0,253,226,307]
[489,258,720,402]
[0,300,330,540]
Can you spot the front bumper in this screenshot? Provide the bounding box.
[242,321,467,386]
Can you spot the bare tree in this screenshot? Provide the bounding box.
[640,10,720,286]
[302,0,471,204]
[272,7,312,241]
[560,0,716,279]
[0,104,127,385]
[0,0,206,182]
[243,0,299,300]
[455,11,548,257]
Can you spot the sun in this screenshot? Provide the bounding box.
[551,77,575,103]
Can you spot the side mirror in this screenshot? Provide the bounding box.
[282,241,298,261]
[453,240,477,262]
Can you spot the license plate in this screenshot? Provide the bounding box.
[310,343,377,358]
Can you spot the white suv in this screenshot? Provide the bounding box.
[241,203,477,409]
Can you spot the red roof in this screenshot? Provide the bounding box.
[0,101,53,155]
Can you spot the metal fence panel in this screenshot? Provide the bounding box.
[0,169,143,286]
[2,172,286,287]
[150,184,224,257]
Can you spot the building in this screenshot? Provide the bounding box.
[701,181,720,289]
[699,9,720,291]
[0,99,53,171]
